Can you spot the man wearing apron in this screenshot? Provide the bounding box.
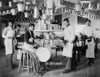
[83,19,95,66]
[2,21,15,68]
[62,18,75,73]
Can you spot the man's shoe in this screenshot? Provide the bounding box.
[62,69,71,73]
[38,72,44,76]
[37,71,44,76]
[88,62,94,66]
[11,65,16,69]
[41,67,50,71]
[71,68,76,71]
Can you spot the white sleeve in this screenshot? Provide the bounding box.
[70,28,75,41]
[2,28,8,38]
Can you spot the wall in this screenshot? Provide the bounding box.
[75,16,100,35]
[0,20,7,48]
[75,16,87,35]
[90,18,100,29]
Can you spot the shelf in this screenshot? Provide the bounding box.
[34,30,63,32]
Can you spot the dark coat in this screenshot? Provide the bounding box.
[24,30,34,45]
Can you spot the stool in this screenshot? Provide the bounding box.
[56,47,63,57]
[18,49,33,74]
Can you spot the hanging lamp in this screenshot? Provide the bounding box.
[6,10,11,14]
[6,10,9,14]
[19,0,25,1]
[25,5,29,11]
[47,0,53,9]
[17,2,25,12]
[9,1,12,7]
[34,7,39,18]
[24,12,29,18]
[46,0,54,16]
[97,3,100,9]
[13,0,18,2]
[11,9,17,15]
[31,0,36,4]
[0,12,1,15]
[42,13,47,20]
[0,1,2,7]
[75,3,81,11]
[2,11,6,15]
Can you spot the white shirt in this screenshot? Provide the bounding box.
[83,26,94,37]
[2,26,15,39]
[63,26,75,42]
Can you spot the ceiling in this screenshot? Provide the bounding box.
[1,0,100,5]
[0,0,100,16]
[64,0,100,3]
[0,0,98,3]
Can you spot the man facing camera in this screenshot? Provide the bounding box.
[62,18,75,73]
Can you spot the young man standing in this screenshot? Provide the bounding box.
[83,19,95,66]
[62,18,75,73]
[2,21,15,68]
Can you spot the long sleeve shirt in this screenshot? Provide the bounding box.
[63,26,75,42]
[24,30,34,45]
[83,26,94,37]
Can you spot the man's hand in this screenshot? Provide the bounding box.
[33,43,39,49]
[29,38,33,42]
[8,37,13,39]
[63,40,68,45]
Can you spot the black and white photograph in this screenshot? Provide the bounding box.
[0,0,100,77]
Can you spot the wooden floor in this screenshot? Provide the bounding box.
[0,48,100,77]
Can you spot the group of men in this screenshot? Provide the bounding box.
[2,18,98,75]
[62,18,97,73]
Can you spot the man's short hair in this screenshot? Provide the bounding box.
[8,20,13,23]
[7,20,13,26]
[85,19,91,23]
[17,24,21,28]
[63,18,69,22]
[29,23,35,27]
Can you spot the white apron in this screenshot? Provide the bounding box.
[4,28,15,55]
[62,26,75,58]
[23,42,36,53]
[86,39,95,58]
[63,42,73,57]
[83,26,95,58]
